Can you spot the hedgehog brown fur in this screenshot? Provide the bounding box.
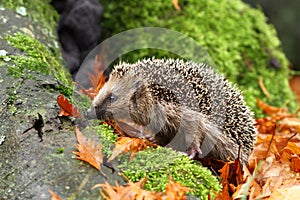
[90,58,257,162]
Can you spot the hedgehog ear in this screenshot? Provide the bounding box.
[133,80,143,90]
[131,80,147,104]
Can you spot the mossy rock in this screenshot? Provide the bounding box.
[100,0,298,117]
[0,0,73,94]
[0,1,222,199]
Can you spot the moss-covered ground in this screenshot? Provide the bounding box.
[100,0,298,117]
[89,123,222,199]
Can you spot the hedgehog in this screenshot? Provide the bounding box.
[89,58,257,162]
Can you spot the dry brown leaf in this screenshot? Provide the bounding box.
[57,94,82,118]
[219,162,230,182]
[290,154,300,172]
[256,98,287,115]
[269,184,300,200]
[93,178,160,200]
[80,51,106,100]
[107,136,155,162]
[164,176,190,200]
[232,99,300,199]
[279,117,300,133]
[73,126,103,170]
[216,162,231,200]
[94,177,190,200]
[48,189,62,200]
[216,182,231,200]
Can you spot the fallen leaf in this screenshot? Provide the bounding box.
[256,99,286,115]
[216,162,231,200]
[93,178,160,200]
[107,136,156,162]
[48,189,62,200]
[80,51,106,100]
[94,176,190,200]
[165,176,191,200]
[73,126,103,170]
[57,94,81,118]
[269,185,300,200]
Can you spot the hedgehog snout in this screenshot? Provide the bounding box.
[85,106,96,119]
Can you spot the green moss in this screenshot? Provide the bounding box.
[0,0,59,35]
[3,32,72,88]
[56,147,65,154]
[100,0,298,117]
[87,122,118,156]
[89,123,221,199]
[118,147,221,199]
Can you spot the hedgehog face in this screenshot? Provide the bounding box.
[91,73,153,125]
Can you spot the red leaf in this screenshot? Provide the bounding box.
[57,94,81,118]
[73,126,103,170]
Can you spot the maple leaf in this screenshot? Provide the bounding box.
[73,126,103,170]
[256,98,287,115]
[107,136,156,162]
[57,94,82,118]
[48,189,62,200]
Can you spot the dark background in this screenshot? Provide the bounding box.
[244,0,300,70]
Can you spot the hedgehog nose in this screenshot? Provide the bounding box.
[85,107,96,119]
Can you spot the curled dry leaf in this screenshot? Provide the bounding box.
[57,94,81,118]
[256,98,287,115]
[73,126,103,170]
[107,136,157,162]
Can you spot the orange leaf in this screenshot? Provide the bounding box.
[290,154,300,172]
[219,162,230,182]
[93,178,160,200]
[107,136,155,162]
[165,176,190,200]
[172,0,181,11]
[216,183,231,200]
[256,99,286,115]
[73,126,103,170]
[81,51,107,100]
[269,185,300,200]
[57,94,81,118]
[48,189,62,200]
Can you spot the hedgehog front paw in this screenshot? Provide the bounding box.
[187,143,202,159]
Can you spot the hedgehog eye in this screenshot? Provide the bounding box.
[109,94,117,102]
